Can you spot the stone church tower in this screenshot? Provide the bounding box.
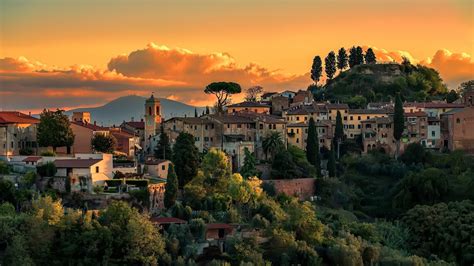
[144,94,161,153]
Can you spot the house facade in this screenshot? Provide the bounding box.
[0,111,39,157]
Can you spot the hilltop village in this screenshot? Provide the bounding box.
[1,53,474,265]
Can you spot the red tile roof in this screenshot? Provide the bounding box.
[72,121,109,131]
[54,159,101,168]
[150,217,186,224]
[0,111,39,124]
[405,111,427,117]
[22,156,42,162]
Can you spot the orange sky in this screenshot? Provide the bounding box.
[0,0,473,111]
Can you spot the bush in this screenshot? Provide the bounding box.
[36,162,57,177]
[0,161,10,174]
[19,147,34,155]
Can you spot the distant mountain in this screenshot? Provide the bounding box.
[65,95,205,126]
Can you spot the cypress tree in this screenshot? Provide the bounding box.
[356,46,364,65]
[164,164,178,209]
[194,108,198,117]
[240,148,258,179]
[325,51,337,80]
[337,47,348,71]
[172,132,200,187]
[334,110,344,159]
[306,118,321,177]
[205,106,210,115]
[393,94,405,159]
[154,123,172,160]
[348,46,358,68]
[365,48,377,64]
[311,56,323,84]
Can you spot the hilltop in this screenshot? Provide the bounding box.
[314,62,449,108]
[65,95,205,125]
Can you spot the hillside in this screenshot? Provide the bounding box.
[315,62,449,108]
[66,95,205,125]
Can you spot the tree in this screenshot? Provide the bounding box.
[334,111,344,159]
[154,124,172,160]
[37,109,75,153]
[172,132,200,188]
[36,161,57,177]
[204,82,242,113]
[306,118,321,177]
[365,48,376,64]
[91,133,116,153]
[271,150,301,179]
[393,94,405,159]
[262,132,284,160]
[240,148,259,179]
[245,86,263,102]
[356,46,365,65]
[164,164,178,209]
[194,108,198,117]
[325,51,337,80]
[328,148,336,177]
[348,46,358,68]
[337,47,348,71]
[400,142,429,165]
[205,106,210,115]
[310,56,323,84]
[446,89,459,103]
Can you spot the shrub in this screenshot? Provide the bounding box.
[36,162,57,177]
[40,151,56,157]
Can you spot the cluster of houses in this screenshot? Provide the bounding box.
[1,88,474,200]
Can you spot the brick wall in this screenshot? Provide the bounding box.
[264,178,316,200]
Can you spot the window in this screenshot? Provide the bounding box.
[268,125,272,129]
[148,106,152,115]
[260,124,263,130]
[456,118,461,123]
[227,124,230,128]
[358,116,361,120]
[273,124,276,129]
[296,138,299,143]
[344,116,347,121]
[296,129,299,133]
[296,117,300,121]
[237,124,242,128]
[162,165,166,170]
[431,131,435,137]
[156,106,160,114]
[350,116,353,120]
[95,166,99,173]
[204,137,209,141]
[305,117,308,121]
[367,116,370,119]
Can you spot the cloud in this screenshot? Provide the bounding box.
[108,42,309,90]
[361,46,417,64]
[421,49,474,88]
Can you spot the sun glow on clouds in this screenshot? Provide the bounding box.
[0,43,473,112]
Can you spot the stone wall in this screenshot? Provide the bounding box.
[264,178,316,200]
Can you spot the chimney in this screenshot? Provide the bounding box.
[94,121,97,126]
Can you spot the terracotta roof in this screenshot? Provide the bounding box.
[206,223,234,230]
[123,121,145,130]
[22,156,42,162]
[326,103,349,109]
[287,120,332,127]
[227,101,271,108]
[363,117,392,124]
[0,111,39,124]
[210,114,255,124]
[150,217,186,224]
[72,121,109,131]
[348,109,389,115]
[54,159,101,168]
[110,129,135,139]
[404,102,465,109]
[235,112,286,124]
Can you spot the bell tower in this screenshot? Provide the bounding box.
[144,94,161,152]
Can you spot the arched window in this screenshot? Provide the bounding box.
[148,106,152,116]
[156,106,160,114]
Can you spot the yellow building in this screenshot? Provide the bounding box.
[286,120,333,151]
[346,109,389,138]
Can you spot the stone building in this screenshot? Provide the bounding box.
[144,94,162,153]
[440,107,474,153]
[0,111,39,157]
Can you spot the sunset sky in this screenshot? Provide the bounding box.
[1,0,473,112]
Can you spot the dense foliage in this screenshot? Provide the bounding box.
[37,109,75,153]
